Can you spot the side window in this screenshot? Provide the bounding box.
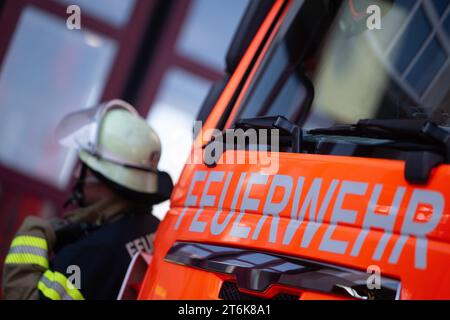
[233,1,324,126]
[237,45,312,123]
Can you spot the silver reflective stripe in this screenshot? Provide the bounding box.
[39,274,73,300]
[8,245,47,258]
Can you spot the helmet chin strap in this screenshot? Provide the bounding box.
[64,163,88,208]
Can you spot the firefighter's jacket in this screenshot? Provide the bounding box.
[2,199,160,300]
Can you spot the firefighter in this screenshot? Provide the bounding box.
[2,100,173,300]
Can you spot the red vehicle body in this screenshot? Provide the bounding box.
[135,0,450,300]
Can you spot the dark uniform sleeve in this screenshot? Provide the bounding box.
[39,242,116,300]
[38,213,158,300]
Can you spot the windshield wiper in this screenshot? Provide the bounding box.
[235,116,302,152]
[310,119,450,184]
[203,116,302,167]
[310,119,450,156]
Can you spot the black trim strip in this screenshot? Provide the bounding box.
[165,242,401,300]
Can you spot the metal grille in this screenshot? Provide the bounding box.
[219,281,299,301]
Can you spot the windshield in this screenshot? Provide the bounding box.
[234,0,450,130]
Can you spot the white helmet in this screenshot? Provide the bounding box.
[56,100,171,198]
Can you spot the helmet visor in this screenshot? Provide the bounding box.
[55,99,137,154]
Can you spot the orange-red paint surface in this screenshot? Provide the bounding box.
[139,151,450,300]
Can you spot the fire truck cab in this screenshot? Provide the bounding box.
[135,0,450,300]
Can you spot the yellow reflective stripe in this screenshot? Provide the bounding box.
[38,270,84,300]
[38,279,62,300]
[54,271,84,300]
[5,253,48,269]
[11,236,47,250]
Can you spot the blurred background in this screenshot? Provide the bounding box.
[0,0,250,276]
